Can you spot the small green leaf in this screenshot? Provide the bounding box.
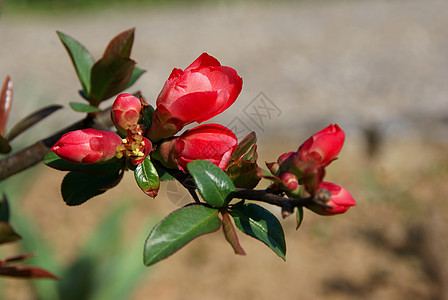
[229,131,257,162]
[231,203,286,260]
[69,102,101,113]
[0,222,21,244]
[227,160,260,189]
[0,76,13,136]
[57,31,95,95]
[103,28,135,58]
[6,105,62,142]
[296,206,304,230]
[124,66,146,90]
[134,157,160,198]
[90,54,135,105]
[187,160,236,208]
[44,151,122,176]
[61,171,121,206]
[0,194,9,222]
[144,204,221,266]
[0,135,11,154]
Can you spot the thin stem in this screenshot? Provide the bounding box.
[152,159,201,203]
[233,188,332,218]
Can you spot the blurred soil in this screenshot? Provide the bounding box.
[1,0,448,299]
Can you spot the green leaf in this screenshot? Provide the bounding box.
[61,171,121,206]
[0,76,13,136]
[124,66,145,90]
[134,157,160,198]
[221,212,245,255]
[187,160,236,208]
[0,135,11,154]
[103,28,134,58]
[6,105,62,142]
[0,194,9,222]
[44,151,122,176]
[144,204,221,266]
[0,222,21,244]
[230,203,286,260]
[141,102,154,130]
[57,31,95,95]
[296,206,304,230]
[89,54,135,105]
[226,160,260,189]
[229,131,257,162]
[69,102,101,113]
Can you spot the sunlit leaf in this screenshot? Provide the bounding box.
[6,105,62,142]
[103,28,135,58]
[144,204,221,266]
[90,54,135,105]
[134,157,159,198]
[227,160,260,189]
[57,31,95,96]
[229,131,257,162]
[231,203,286,260]
[0,76,13,136]
[187,160,235,208]
[69,102,101,113]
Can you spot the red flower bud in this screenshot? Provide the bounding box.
[307,181,356,215]
[148,53,243,141]
[297,124,345,167]
[111,93,141,133]
[51,129,122,164]
[280,173,299,191]
[155,124,238,172]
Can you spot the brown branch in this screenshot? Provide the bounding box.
[233,188,331,218]
[0,108,113,182]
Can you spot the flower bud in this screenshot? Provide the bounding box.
[51,129,122,164]
[147,53,242,141]
[280,172,299,191]
[111,93,141,133]
[297,124,345,167]
[154,124,238,172]
[307,181,356,215]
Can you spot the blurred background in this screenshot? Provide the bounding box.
[1,0,448,299]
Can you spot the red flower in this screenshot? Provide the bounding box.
[51,129,122,164]
[307,181,356,215]
[297,124,345,167]
[148,53,242,141]
[111,93,141,133]
[154,124,238,172]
